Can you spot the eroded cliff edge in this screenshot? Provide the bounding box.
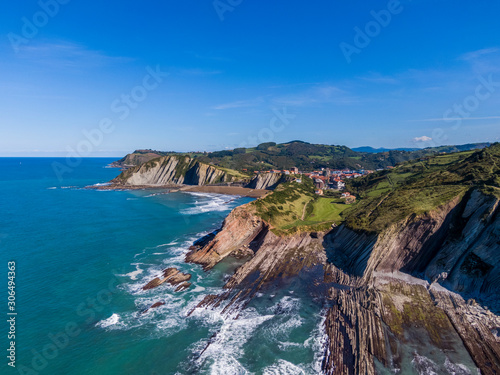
[112,155,235,186]
[186,188,500,374]
[109,154,292,190]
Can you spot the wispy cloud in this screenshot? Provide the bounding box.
[358,73,399,85]
[184,50,233,63]
[16,40,132,69]
[459,47,500,61]
[273,85,358,106]
[409,116,500,122]
[178,68,222,76]
[212,97,265,110]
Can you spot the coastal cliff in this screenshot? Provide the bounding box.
[186,187,500,374]
[245,172,292,190]
[112,155,238,186]
[321,188,500,374]
[110,150,163,168]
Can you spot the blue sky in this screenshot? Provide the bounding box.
[1,0,500,156]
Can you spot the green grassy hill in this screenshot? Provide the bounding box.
[114,141,491,173]
[251,176,351,235]
[251,143,500,235]
[343,144,500,232]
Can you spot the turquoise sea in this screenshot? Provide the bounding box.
[1,158,326,375]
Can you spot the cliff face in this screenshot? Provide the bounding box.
[322,189,500,374]
[113,155,233,186]
[187,188,500,374]
[245,173,291,190]
[110,151,162,168]
[324,189,500,302]
[185,205,264,269]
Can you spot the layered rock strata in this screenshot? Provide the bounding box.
[185,188,500,374]
[114,155,233,186]
[142,267,191,291]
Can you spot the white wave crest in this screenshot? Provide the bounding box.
[195,309,274,375]
[124,263,144,280]
[263,360,306,375]
[181,193,236,215]
[96,313,122,329]
[412,353,439,375]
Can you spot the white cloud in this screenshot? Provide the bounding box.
[273,85,358,107]
[16,40,132,69]
[358,73,399,85]
[413,136,432,142]
[410,116,500,122]
[178,68,222,76]
[459,47,500,61]
[212,97,264,110]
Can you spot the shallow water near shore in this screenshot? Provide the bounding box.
[1,158,327,375]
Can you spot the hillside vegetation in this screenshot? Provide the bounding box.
[113,141,490,172]
[252,177,350,235]
[343,143,500,232]
[251,143,500,234]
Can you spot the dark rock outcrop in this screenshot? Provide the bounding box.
[186,188,500,374]
[245,173,291,190]
[185,205,264,270]
[142,268,191,290]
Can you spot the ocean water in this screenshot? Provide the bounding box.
[1,158,326,375]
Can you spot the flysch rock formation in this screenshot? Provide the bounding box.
[110,151,162,168]
[142,267,191,291]
[113,155,234,186]
[186,188,500,374]
[245,172,292,190]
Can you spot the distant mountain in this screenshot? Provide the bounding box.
[352,146,420,153]
[112,141,492,172]
[353,143,490,154]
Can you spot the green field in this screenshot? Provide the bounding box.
[344,144,500,232]
[251,144,500,235]
[252,177,352,234]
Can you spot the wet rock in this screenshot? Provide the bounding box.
[186,205,264,269]
[140,301,165,314]
[142,267,191,290]
[175,282,191,292]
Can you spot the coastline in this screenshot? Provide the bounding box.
[179,185,269,198]
[88,183,269,198]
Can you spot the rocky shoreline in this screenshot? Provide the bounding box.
[183,189,500,374]
[86,183,269,198]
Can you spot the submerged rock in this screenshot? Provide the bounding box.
[139,301,166,315]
